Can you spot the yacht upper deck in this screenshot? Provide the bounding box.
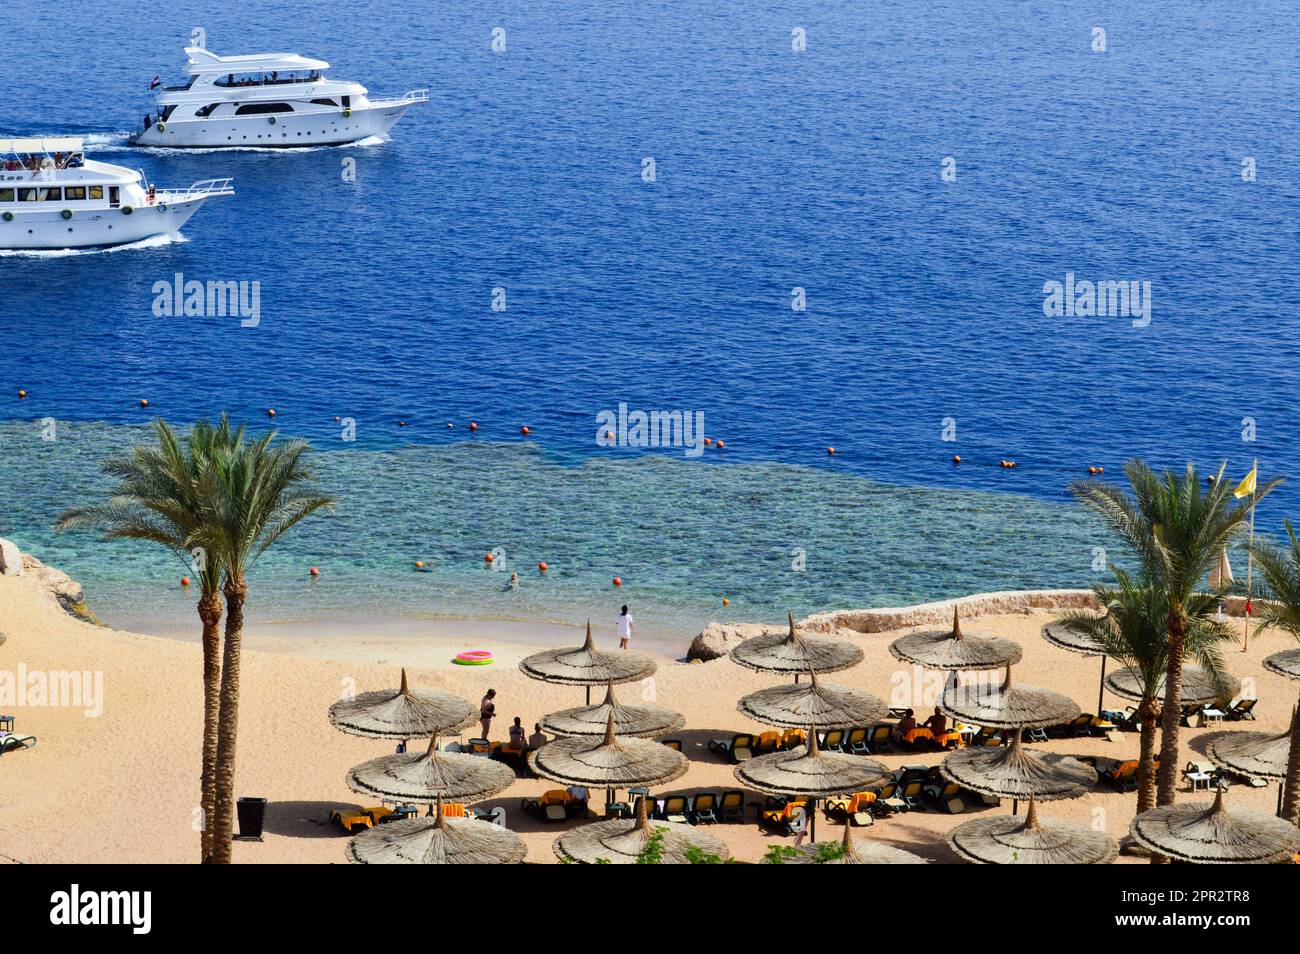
[184,47,329,76]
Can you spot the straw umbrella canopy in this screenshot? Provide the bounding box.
[1129,786,1300,864]
[735,727,890,842]
[1105,664,1240,707]
[346,795,526,865]
[528,713,688,792]
[939,666,1080,731]
[889,607,1023,672]
[730,613,864,678]
[519,621,656,703]
[1042,619,1110,716]
[945,796,1118,864]
[539,681,684,739]
[347,738,516,804]
[941,731,1097,802]
[789,821,928,865]
[1263,647,1300,681]
[737,668,888,730]
[553,793,728,864]
[1205,721,1294,782]
[328,669,478,739]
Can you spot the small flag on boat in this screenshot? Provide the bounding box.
[149,75,161,90]
[1232,464,1257,499]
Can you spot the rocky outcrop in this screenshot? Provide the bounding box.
[799,590,1102,635]
[18,551,100,624]
[686,622,768,662]
[0,537,22,577]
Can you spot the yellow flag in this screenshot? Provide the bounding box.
[1233,464,1257,499]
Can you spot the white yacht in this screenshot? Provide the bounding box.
[130,47,427,148]
[0,137,232,250]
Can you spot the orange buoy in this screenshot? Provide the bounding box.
[469,421,478,431]
[605,430,614,440]
[538,561,548,572]
[309,567,319,577]
[715,440,725,449]
[415,560,425,569]
[520,426,530,436]
[267,408,277,418]
[952,455,961,464]
[485,553,494,563]
[827,447,836,455]
[139,399,149,408]
[722,597,730,606]
[398,420,408,427]
[612,576,622,586]
[1088,466,1097,475]
[1097,466,1104,474]
[703,438,713,446]
[17,389,26,399]
[181,576,190,587]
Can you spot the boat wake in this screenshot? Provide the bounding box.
[83,130,389,155]
[0,232,189,259]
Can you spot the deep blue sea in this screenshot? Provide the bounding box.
[0,2,1297,648]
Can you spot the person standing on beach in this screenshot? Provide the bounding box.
[617,605,635,649]
[479,689,497,739]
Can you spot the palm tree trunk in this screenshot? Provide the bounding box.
[210,577,247,864]
[1136,696,1159,815]
[198,591,222,864]
[1281,700,1300,825]
[1155,609,1185,808]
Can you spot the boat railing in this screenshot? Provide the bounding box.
[152,178,236,201]
[370,89,429,107]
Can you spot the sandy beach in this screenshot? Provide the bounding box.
[2,552,1295,865]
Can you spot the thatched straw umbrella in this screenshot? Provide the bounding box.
[946,796,1117,864]
[528,713,688,808]
[552,792,728,864]
[1205,706,1300,813]
[1263,648,1300,821]
[520,621,656,703]
[941,731,1097,803]
[346,794,526,865]
[730,613,864,680]
[1042,619,1109,716]
[734,726,890,841]
[939,665,1080,731]
[1129,786,1300,864]
[737,667,888,729]
[347,738,516,805]
[539,681,684,739]
[788,821,928,864]
[328,669,478,740]
[889,607,1022,672]
[1105,663,1240,709]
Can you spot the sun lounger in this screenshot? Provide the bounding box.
[825,791,876,826]
[660,738,683,751]
[0,734,36,754]
[844,727,871,754]
[818,728,846,752]
[972,726,1002,746]
[708,733,756,763]
[661,795,690,824]
[330,808,379,833]
[780,728,806,750]
[690,792,719,824]
[755,731,782,755]
[759,797,809,834]
[873,782,905,815]
[1099,759,1140,792]
[719,789,746,823]
[923,780,967,814]
[867,724,893,753]
[1023,727,1049,743]
[1224,698,1258,721]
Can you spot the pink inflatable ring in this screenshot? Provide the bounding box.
[454,650,494,666]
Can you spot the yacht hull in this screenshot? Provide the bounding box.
[0,199,207,250]
[129,101,416,148]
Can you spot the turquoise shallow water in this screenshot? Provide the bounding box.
[0,419,1116,647]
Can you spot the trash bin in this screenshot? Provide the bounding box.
[236,797,268,841]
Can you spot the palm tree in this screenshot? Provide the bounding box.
[198,420,334,863]
[56,419,232,863]
[1060,569,1235,814]
[1070,460,1280,807]
[1245,520,1300,824]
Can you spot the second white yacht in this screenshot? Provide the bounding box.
[130,46,427,148]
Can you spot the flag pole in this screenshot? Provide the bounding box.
[1244,458,1257,652]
